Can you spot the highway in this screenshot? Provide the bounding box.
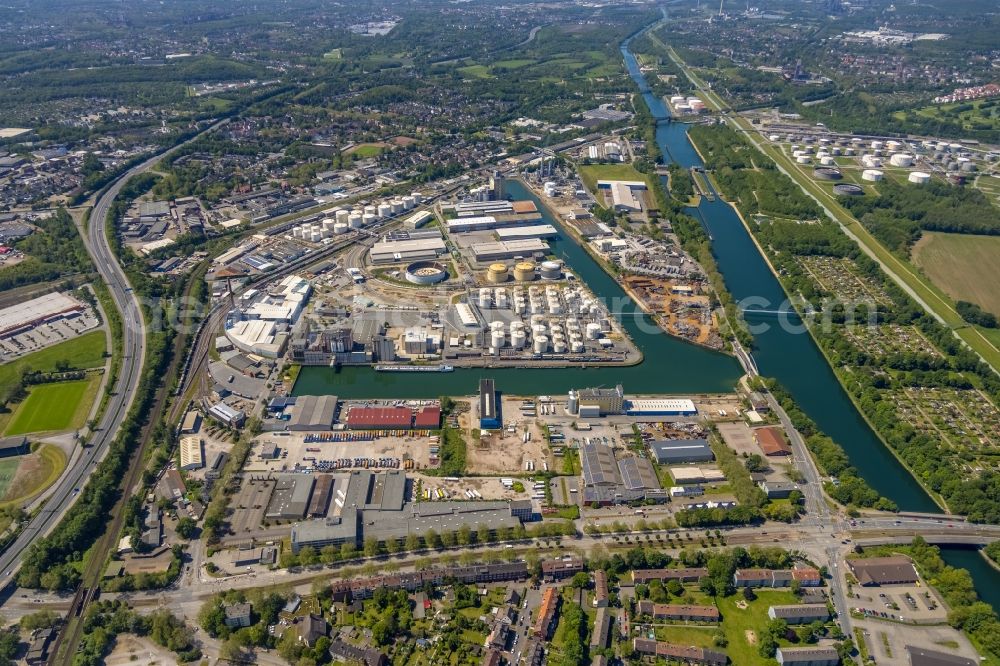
[0,123,226,584]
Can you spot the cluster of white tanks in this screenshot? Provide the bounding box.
[479,282,609,355]
[289,193,423,242]
[669,96,706,113]
[543,181,557,197]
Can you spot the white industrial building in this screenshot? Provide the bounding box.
[225,274,311,357]
[597,180,646,212]
[370,237,447,264]
[179,436,204,470]
[494,224,559,240]
[472,239,550,262]
[0,291,86,338]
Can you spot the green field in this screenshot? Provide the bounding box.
[716,589,800,665]
[457,64,491,79]
[896,98,1000,133]
[0,330,106,389]
[913,231,1000,316]
[578,163,655,198]
[323,48,343,60]
[492,59,535,69]
[4,375,100,436]
[347,143,387,158]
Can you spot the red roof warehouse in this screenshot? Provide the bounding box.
[413,406,441,429]
[345,406,413,429]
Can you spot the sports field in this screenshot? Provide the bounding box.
[913,231,1000,316]
[4,375,100,436]
[0,329,106,389]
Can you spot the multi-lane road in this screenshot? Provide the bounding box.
[0,124,227,583]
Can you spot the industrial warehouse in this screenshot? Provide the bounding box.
[285,469,533,552]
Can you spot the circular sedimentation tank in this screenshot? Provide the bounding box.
[814,167,842,181]
[833,183,864,196]
[404,261,449,285]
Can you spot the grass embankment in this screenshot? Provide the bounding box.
[4,375,101,435]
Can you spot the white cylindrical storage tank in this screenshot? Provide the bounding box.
[511,330,526,349]
[490,320,505,332]
[845,148,855,156]
[334,222,348,234]
[335,209,350,224]
[552,340,567,354]
[533,336,548,354]
[908,171,931,185]
[390,200,404,214]
[540,260,562,280]
[491,331,505,349]
[567,390,579,413]
[292,226,303,239]
[890,153,913,167]
[402,195,416,210]
[531,324,546,337]
[364,205,377,217]
[769,134,781,142]
[411,192,424,204]
[377,203,392,218]
[349,212,363,228]
[586,322,602,340]
[862,169,884,182]
[796,155,811,164]
[871,140,884,150]
[886,140,902,151]
[831,147,842,156]
[479,288,492,308]
[530,314,544,327]
[820,156,835,166]
[363,213,377,226]
[310,230,322,243]
[949,143,962,151]
[571,340,584,353]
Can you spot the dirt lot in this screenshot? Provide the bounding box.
[247,430,438,474]
[717,422,761,457]
[410,474,535,502]
[694,396,745,421]
[104,634,176,666]
[460,397,554,474]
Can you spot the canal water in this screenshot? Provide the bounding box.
[621,31,1000,602]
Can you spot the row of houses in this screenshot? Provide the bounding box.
[629,566,822,588]
[632,639,839,666]
[330,561,529,602]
